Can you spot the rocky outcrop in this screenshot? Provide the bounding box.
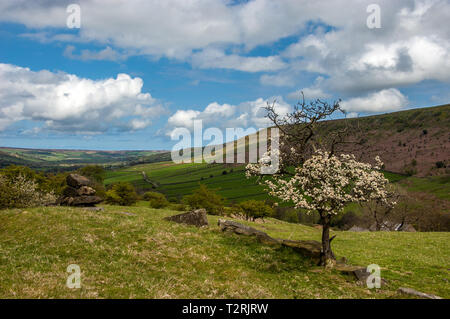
[59,174,103,207]
[398,287,442,299]
[217,219,323,260]
[165,209,209,227]
[218,219,280,245]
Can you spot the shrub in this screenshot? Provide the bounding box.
[105,182,138,206]
[239,200,273,221]
[0,174,56,209]
[144,191,169,208]
[182,184,224,215]
[436,161,445,169]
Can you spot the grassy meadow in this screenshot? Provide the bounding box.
[0,205,448,299]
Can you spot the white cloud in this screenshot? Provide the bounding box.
[260,73,295,87]
[287,77,331,100]
[63,45,130,62]
[341,88,409,113]
[191,48,286,72]
[166,96,291,136]
[1,0,448,108]
[0,63,164,134]
[276,0,450,93]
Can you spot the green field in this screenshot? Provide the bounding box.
[0,205,448,298]
[104,162,269,203]
[104,161,450,206]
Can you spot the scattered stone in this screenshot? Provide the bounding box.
[165,209,208,227]
[398,287,442,299]
[348,225,369,232]
[58,174,103,207]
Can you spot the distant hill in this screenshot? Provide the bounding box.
[322,103,449,177]
[1,103,449,175]
[0,148,170,171]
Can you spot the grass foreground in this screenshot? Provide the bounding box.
[0,205,448,299]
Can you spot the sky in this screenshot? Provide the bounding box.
[0,0,449,150]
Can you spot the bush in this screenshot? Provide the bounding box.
[182,184,224,215]
[239,200,273,221]
[0,174,56,209]
[436,161,445,169]
[105,182,138,206]
[144,191,169,208]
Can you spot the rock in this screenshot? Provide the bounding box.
[218,219,280,245]
[165,209,209,227]
[218,219,266,236]
[348,225,369,232]
[59,174,103,207]
[62,186,79,198]
[77,186,96,196]
[398,287,442,299]
[62,196,103,207]
[66,174,91,188]
[335,264,387,286]
[281,239,322,262]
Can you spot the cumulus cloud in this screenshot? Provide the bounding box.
[276,0,450,94]
[166,96,291,137]
[341,88,409,114]
[1,0,448,115]
[0,63,164,134]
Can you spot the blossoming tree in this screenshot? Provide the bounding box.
[246,94,395,266]
[255,150,393,266]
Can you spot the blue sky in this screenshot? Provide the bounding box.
[0,0,449,150]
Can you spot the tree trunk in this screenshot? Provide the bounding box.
[319,214,336,267]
